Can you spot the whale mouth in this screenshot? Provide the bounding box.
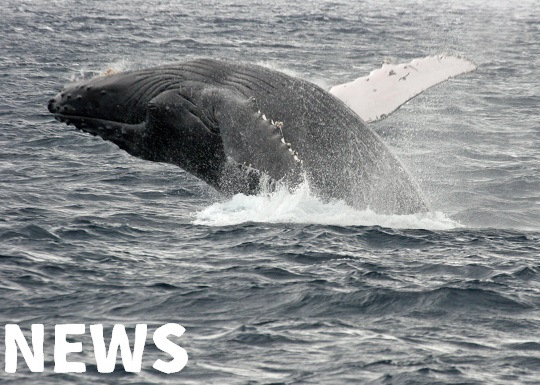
[50,110,147,161]
[51,112,138,136]
[48,92,144,139]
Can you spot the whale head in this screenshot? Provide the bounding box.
[47,71,156,128]
[47,70,234,189]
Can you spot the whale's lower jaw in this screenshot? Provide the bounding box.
[52,113,133,134]
[51,111,148,159]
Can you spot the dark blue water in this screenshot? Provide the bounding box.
[1,0,539,383]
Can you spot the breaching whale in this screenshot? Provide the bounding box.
[48,57,476,214]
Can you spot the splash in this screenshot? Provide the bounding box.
[67,59,144,82]
[194,181,461,230]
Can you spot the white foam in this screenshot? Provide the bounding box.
[99,59,136,74]
[193,181,461,230]
[67,60,144,82]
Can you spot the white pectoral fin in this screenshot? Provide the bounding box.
[329,55,477,123]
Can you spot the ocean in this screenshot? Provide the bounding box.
[1,0,539,383]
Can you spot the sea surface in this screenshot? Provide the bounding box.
[1,0,540,384]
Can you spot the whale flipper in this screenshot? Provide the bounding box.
[214,91,303,187]
[330,55,477,122]
[140,86,302,193]
[143,88,225,183]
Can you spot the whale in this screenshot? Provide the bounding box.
[47,58,475,214]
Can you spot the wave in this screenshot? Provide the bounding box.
[194,181,460,230]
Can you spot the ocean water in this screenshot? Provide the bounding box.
[1,0,540,384]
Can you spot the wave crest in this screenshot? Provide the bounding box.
[194,181,460,230]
